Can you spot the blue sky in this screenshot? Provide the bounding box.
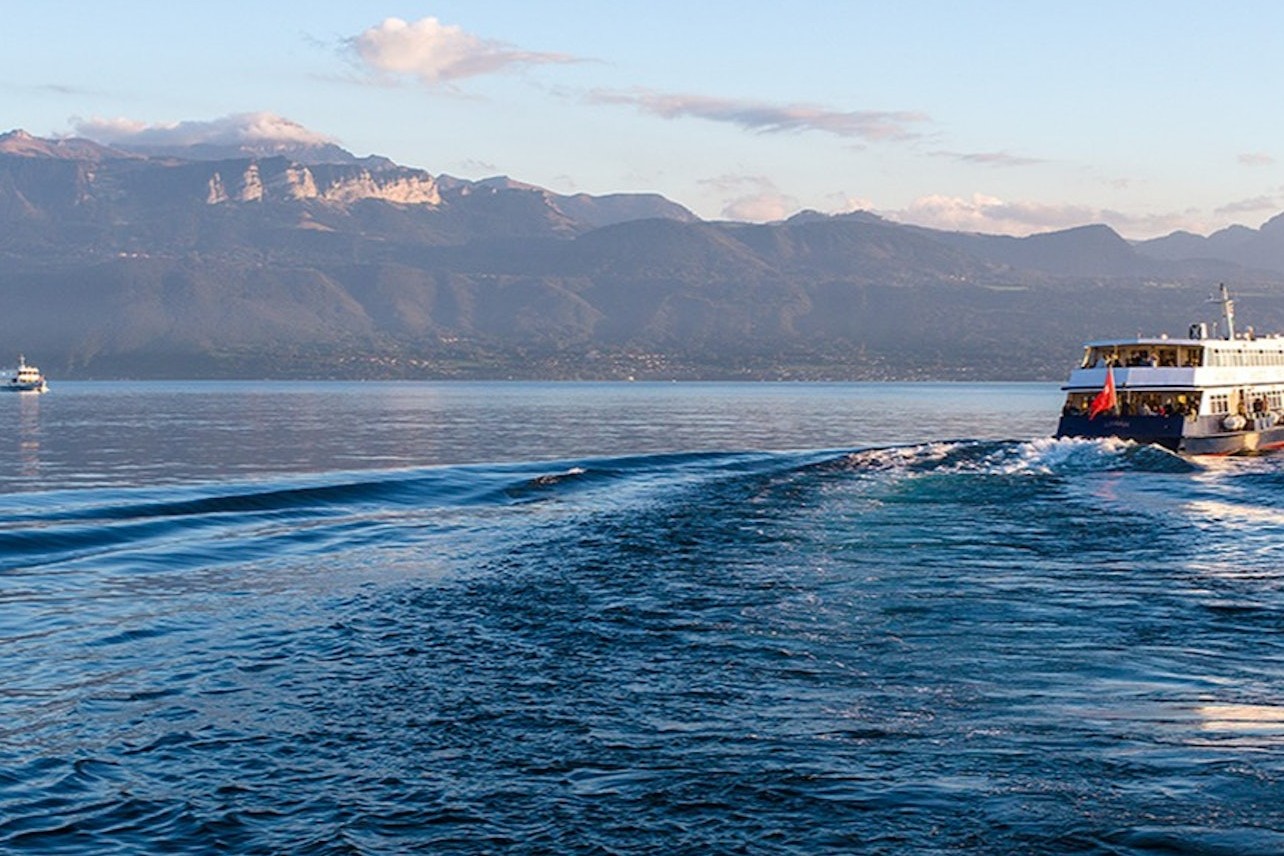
[4,1,1283,238]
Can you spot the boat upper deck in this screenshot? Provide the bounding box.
[1065,334,1284,391]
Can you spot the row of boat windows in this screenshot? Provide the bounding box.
[1205,350,1284,367]
[1063,390,1284,417]
[1062,391,1200,418]
[1081,346,1284,369]
[1082,347,1198,368]
[1205,391,1284,414]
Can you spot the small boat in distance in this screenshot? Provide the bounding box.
[2,356,49,394]
[1056,285,1284,455]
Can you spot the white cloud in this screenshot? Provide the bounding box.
[826,191,877,213]
[722,192,798,222]
[888,193,1094,234]
[348,17,576,85]
[588,88,928,141]
[72,112,334,147]
[699,174,799,222]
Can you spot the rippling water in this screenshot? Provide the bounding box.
[3,382,1284,854]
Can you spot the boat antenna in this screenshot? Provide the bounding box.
[1211,283,1235,340]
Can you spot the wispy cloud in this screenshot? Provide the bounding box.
[347,17,578,86]
[2,80,105,98]
[38,82,99,96]
[588,88,928,141]
[886,193,1205,238]
[1238,152,1275,167]
[71,112,334,147]
[931,150,1046,168]
[1216,195,1279,216]
[454,157,501,176]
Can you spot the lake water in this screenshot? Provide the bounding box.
[3,381,1284,854]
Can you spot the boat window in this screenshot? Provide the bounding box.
[1083,346,1119,368]
[1114,347,1160,367]
[1119,392,1190,416]
[1209,393,1230,414]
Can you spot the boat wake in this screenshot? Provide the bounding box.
[0,435,1230,585]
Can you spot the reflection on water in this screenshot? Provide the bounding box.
[16,393,40,480]
[1197,703,1284,734]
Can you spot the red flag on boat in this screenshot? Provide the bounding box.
[1087,366,1116,419]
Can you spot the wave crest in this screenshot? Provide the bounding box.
[841,437,1197,477]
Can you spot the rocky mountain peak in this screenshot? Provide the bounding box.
[0,129,136,161]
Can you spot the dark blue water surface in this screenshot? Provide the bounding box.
[3,382,1284,854]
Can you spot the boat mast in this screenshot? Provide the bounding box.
[1217,283,1236,340]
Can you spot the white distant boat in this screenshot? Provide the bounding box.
[2,356,49,393]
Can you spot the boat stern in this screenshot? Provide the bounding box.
[1055,413,1186,451]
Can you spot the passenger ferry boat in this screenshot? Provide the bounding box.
[2,356,49,393]
[1056,285,1284,455]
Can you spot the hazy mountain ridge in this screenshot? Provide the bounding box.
[1134,214,1284,274]
[3,129,1284,380]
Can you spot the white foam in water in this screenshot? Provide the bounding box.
[992,436,1138,475]
[846,435,1160,478]
[844,441,958,471]
[529,466,589,486]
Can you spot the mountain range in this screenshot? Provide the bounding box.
[4,128,1284,381]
